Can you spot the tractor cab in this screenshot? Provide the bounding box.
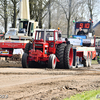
[34,29,63,54]
[5,19,38,40]
[35,29,61,42]
[18,19,37,37]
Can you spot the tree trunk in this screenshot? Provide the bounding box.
[4,0,8,33]
[88,0,93,32]
[13,1,16,28]
[48,0,51,29]
[67,0,72,38]
[38,0,42,28]
[12,0,17,28]
[4,18,7,33]
[67,19,70,38]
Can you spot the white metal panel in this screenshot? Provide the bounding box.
[19,0,30,20]
[68,38,81,46]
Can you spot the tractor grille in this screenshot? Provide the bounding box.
[35,44,43,52]
[35,48,43,52]
[35,44,43,46]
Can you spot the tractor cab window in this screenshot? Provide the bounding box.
[18,21,28,33]
[36,31,44,40]
[36,31,54,41]
[46,32,54,41]
[31,23,34,33]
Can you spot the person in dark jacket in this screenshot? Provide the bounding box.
[77,27,85,35]
[65,38,70,44]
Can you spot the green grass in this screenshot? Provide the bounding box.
[64,89,100,100]
[92,60,98,65]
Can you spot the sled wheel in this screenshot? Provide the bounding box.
[88,53,92,67]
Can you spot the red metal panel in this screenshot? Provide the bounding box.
[0,54,12,57]
[76,51,83,57]
[92,51,96,59]
[0,42,26,49]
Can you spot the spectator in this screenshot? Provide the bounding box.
[65,38,70,44]
[58,27,62,40]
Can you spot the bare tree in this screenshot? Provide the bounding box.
[48,0,51,29]
[0,0,8,33]
[10,0,19,28]
[55,0,84,37]
[86,0,99,32]
[29,0,54,28]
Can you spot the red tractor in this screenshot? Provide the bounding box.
[22,29,73,69]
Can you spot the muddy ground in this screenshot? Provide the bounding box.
[0,60,100,100]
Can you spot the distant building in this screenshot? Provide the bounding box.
[93,21,100,37]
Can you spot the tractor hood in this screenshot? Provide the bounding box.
[5,28,18,36]
[5,28,18,39]
[5,28,32,40]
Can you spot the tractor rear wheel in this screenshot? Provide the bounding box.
[48,54,56,69]
[22,53,29,68]
[64,44,73,69]
[24,43,33,54]
[56,43,66,68]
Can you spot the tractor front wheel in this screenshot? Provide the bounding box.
[48,54,57,69]
[22,53,29,68]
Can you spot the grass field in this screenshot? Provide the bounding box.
[92,60,98,65]
[64,60,100,100]
[64,89,100,100]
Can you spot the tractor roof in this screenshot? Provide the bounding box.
[36,29,58,32]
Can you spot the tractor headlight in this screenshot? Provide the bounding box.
[45,48,47,54]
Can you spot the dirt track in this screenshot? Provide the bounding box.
[0,61,100,100]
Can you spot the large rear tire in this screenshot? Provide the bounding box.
[64,44,73,69]
[24,43,33,54]
[48,54,56,69]
[56,43,66,68]
[22,53,29,68]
